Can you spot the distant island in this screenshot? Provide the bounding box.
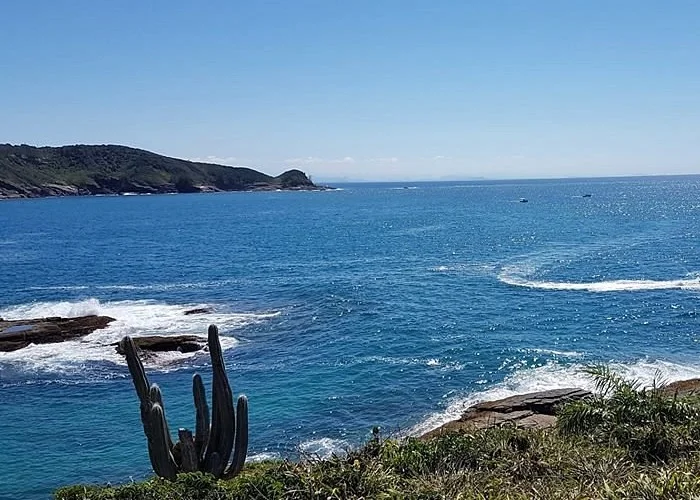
[0,144,326,199]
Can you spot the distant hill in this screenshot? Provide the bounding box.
[0,144,320,199]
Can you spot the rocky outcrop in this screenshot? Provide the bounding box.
[112,335,207,357]
[421,380,700,440]
[662,378,700,397]
[421,388,592,439]
[0,315,116,352]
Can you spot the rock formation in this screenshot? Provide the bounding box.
[0,315,116,352]
[662,378,700,397]
[183,307,212,316]
[112,335,206,357]
[421,387,592,439]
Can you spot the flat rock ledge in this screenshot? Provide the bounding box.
[419,380,700,440]
[662,378,700,397]
[420,388,592,440]
[0,315,116,352]
[112,335,207,358]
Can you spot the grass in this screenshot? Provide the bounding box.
[55,369,700,499]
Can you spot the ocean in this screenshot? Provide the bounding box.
[2,177,700,499]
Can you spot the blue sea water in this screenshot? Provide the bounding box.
[2,177,700,499]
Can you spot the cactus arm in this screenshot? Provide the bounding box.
[120,323,248,480]
[178,429,199,472]
[209,452,221,479]
[148,404,178,480]
[224,395,249,479]
[122,335,167,469]
[193,373,210,463]
[149,384,174,451]
[121,336,150,406]
[202,325,236,476]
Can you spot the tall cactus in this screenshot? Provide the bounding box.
[120,324,248,480]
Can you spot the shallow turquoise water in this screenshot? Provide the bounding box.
[2,177,700,499]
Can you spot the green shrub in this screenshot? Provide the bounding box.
[557,366,700,462]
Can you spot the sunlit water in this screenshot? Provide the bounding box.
[2,177,700,499]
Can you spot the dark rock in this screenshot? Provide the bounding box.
[470,387,591,415]
[0,315,116,352]
[420,387,591,439]
[113,335,206,356]
[183,307,212,316]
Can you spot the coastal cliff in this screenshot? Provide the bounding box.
[0,144,322,199]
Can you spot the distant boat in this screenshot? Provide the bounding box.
[519,198,528,203]
[582,193,592,198]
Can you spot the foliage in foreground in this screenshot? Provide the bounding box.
[557,366,700,462]
[55,431,700,499]
[56,368,700,499]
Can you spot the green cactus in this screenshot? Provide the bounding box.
[120,324,248,480]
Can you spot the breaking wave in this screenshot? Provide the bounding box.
[0,298,279,375]
[298,438,351,458]
[408,358,700,437]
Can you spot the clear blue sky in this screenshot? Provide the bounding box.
[2,1,698,181]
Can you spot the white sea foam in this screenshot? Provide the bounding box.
[248,451,282,462]
[0,298,278,374]
[344,355,464,371]
[499,266,700,292]
[298,438,350,458]
[407,358,700,437]
[497,235,699,293]
[430,263,497,274]
[522,348,584,358]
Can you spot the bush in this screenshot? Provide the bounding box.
[557,366,700,462]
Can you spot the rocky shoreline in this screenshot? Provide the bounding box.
[420,378,700,439]
[0,182,334,200]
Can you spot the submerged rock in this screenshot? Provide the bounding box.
[113,335,207,357]
[183,307,212,316]
[0,315,116,352]
[420,387,592,439]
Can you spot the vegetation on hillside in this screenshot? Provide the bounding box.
[55,369,700,499]
[0,144,316,198]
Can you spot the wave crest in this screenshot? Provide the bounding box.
[499,263,700,292]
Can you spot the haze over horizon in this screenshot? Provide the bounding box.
[2,1,698,182]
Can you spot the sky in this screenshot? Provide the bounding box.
[1,1,699,181]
